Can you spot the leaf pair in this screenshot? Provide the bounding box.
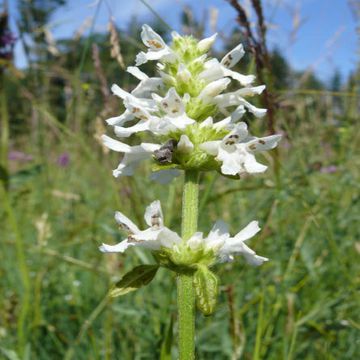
[109,263,219,317]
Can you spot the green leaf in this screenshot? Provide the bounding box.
[110,265,159,298]
[193,266,219,316]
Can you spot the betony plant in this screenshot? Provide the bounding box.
[99,25,281,359]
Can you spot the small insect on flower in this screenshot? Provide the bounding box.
[153,139,178,164]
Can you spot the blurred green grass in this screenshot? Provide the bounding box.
[1,7,360,359]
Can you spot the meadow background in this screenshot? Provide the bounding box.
[0,0,359,359]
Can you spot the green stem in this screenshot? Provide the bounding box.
[177,170,199,360]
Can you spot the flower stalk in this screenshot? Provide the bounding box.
[99,24,282,358]
[178,170,199,359]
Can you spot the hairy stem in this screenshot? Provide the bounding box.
[177,170,199,360]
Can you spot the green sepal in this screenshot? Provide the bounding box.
[193,265,219,316]
[109,264,159,298]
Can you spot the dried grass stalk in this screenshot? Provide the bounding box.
[108,19,125,69]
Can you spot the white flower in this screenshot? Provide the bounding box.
[200,58,255,87]
[187,220,268,266]
[200,123,282,176]
[221,43,246,66]
[135,25,177,66]
[100,200,181,253]
[177,64,192,82]
[198,33,217,52]
[109,87,195,138]
[198,78,231,101]
[106,84,156,126]
[177,135,194,153]
[102,135,160,177]
[214,85,267,117]
[200,42,254,85]
[127,66,164,97]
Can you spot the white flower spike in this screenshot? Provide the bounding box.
[102,24,281,181]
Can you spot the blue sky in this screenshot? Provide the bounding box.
[9,0,358,82]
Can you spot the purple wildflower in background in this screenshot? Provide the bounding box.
[8,150,33,162]
[0,30,16,47]
[0,12,16,60]
[57,152,70,167]
[320,165,337,174]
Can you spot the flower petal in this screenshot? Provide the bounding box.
[177,135,194,153]
[218,147,242,175]
[99,240,132,253]
[199,78,231,100]
[141,24,166,50]
[144,200,163,228]
[221,44,245,68]
[246,134,282,152]
[200,141,221,156]
[243,252,269,266]
[187,232,204,250]
[233,221,261,242]
[199,117,214,128]
[115,211,140,234]
[160,88,185,117]
[198,33,217,52]
[102,135,130,152]
[106,110,134,126]
[243,153,268,173]
[114,121,150,138]
[158,227,182,248]
[127,66,148,80]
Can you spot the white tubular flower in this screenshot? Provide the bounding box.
[106,84,157,127]
[150,88,195,134]
[177,64,192,83]
[186,219,267,266]
[198,78,231,102]
[102,135,160,177]
[200,123,282,176]
[197,33,217,52]
[215,221,268,265]
[221,44,245,68]
[214,85,267,118]
[127,66,164,97]
[100,200,181,253]
[199,58,255,86]
[136,24,177,66]
[177,135,194,153]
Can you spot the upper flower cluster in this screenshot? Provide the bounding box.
[103,25,281,182]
